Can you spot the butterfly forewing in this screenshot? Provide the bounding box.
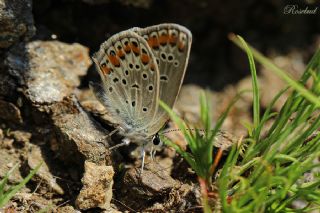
[92,30,160,130]
[135,23,192,134]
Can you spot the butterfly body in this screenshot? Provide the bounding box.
[91,23,192,148]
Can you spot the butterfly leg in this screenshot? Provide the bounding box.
[150,147,156,161]
[140,145,146,175]
[109,138,130,150]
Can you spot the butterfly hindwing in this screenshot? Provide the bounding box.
[92,30,160,130]
[134,23,192,134]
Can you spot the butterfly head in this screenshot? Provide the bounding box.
[117,126,162,147]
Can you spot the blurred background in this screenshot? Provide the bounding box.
[32,0,320,90]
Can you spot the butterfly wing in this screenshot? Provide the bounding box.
[134,23,192,134]
[91,30,160,131]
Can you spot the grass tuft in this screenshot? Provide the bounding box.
[0,162,42,208]
[161,36,320,212]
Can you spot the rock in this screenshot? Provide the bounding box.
[0,100,23,124]
[260,51,306,111]
[119,162,178,210]
[27,145,64,195]
[0,149,23,183]
[5,40,91,104]
[56,205,80,213]
[11,193,54,212]
[0,0,35,48]
[0,73,17,98]
[51,95,110,165]
[79,89,120,127]
[0,128,3,140]
[76,161,114,210]
[175,84,218,124]
[9,130,32,145]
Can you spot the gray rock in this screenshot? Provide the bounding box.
[51,95,111,165]
[76,161,114,210]
[4,41,91,104]
[27,145,64,195]
[0,0,35,48]
[0,100,23,124]
[0,149,23,184]
[119,162,178,210]
[0,73,17,98]
[8,130,32,145]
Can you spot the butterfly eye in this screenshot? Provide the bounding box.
[152,134,161,146]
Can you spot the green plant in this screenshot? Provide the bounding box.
[160,92,241,212]
[161,36,320,212]
[218,36,320,212]
[0,162,42,208]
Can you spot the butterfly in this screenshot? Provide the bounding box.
[90,23,192,170]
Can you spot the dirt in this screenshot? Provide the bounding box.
[0,0,319,212]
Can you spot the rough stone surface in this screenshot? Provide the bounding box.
[4,40,90,103]
[0,100,23,124]
[56,205,80,213]
[0,73,17,98]
[76,161,114,210]
[119,162,178,210]
[10,193,54,212]
[0,149,23,184]
[27,145,64,195]
[8,130,31,145]
[0,0,35,48]
[51,95,110,165]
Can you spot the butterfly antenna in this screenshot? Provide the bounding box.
[162,128,206,134]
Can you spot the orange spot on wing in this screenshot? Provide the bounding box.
[130,43,140,55]
[117,49,125,59]
[108,55,120,67]
[141,53,150,65]
[169,34,178,45]
[178,41,185,52]
[159,34,168,45]
[147,36,159,49]
[150,63,156,71]
[124,44,131,53]
[101,64,111,75]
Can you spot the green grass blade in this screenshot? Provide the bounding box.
[0,162,42,208]
[237,35,260,131]
[229,34,320,108]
